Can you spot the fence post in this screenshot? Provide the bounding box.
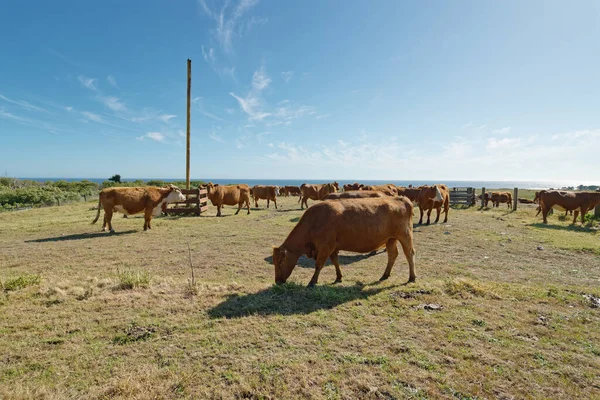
[513,188,518,211]
[595,204,600,218]
[195,188,201,216]
[481,187,486,208]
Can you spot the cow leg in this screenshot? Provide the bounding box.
[273,198,277,209]
[418,205,424,224]
[578,207,587,224]
[535,206,542,216]
[246,197,251,214]
[217,204,222,217]
[308,251,331,288]
[102,212,108,232]
[434,206,441,223]
[301,197,307,210]
[542,205,550,224]
[235,202,242,215]
[106,209,114,232]
[267,199,270,208]
[144,207,153,230]
[426,208,432,225]
[398,233,416,283]
[443,199,449,223]
[254,198,259,208]
[379,239,399,281]
[330,251,342,284]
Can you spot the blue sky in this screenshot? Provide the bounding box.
[1,0,599,183]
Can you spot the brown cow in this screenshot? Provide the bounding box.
[396,186,421,202]
[539,190,600,224]
[252,185,279,209]
[92,185,186,232]
[299,183,337,209]
[361,184,398,196]
[284,185,302,197]
[489,191,512,208]
[323,190,386,200]
[206,182,251,217]
[343,182,364,191]
[417,184,449,225]
[534,190,572,217]
[273,196,416,287]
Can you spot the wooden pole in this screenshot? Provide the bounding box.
[595,204,600,218]
[513,187,518,211]
[481,187,486,208]
[186,59,192,190]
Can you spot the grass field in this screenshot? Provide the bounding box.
[1,196,599,399]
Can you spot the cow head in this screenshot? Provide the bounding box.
[206,182,215,193]
[274,186,280,196]
[165,185,186,203]
[332,181,340,190]
[427,185,443,202]
[273,246,297,284]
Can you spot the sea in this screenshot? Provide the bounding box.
[19,178,591,190]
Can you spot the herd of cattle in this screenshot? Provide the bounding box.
[90,182,599,286]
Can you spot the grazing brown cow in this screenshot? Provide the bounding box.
[284,185,302,197]
[273,196,416,287]
[252,185,280,209]
[489,191,512,208]
[534,190,572,217]
[539,190,600,224]
[343,182,364,191]
[323,190,386,200]
[206,182,251,217]
[361,184,398,196]
[396,186,421,202]
[299,183,337,209]
[518,198,535,204]
[92,185,186,232]
[417,184,449,225]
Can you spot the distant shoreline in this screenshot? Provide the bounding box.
[15,178,596,190]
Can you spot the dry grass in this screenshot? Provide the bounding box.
[0,197,599,399]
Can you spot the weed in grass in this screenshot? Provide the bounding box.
[2,274,41,291]
[115,269,150,290]
[444,278,501,299]
[472,319,486,327]
[112,323,156,345]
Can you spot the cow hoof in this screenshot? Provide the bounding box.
[407,277,416,283]
[426,222,431,226]
[379,275,389,282]
[333,279,342,284]
[110,229,115,233]
[307,282,317,288]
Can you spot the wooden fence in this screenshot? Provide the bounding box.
[449,187,476,206]
[164,188,208,216]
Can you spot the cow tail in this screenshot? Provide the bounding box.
[91,197,102,224]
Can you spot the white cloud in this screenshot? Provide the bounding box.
[78,75,98,91]
[81,111,103,122]
[230,92,271,121]
[202,45,216,63]
[252,66,271,91]
[486,137,521,149]
[198,0,263,53]
[316,113,331,120]
[100,96,127,112]
[209,131,225,143]
[158,114,176,123]
[65,106,73,112]
[0,93,49,113]
[136,135,145,141]
[146,132,165,142]
[225,108,235,115]
[107,75,118,88]
[493,126,511,134]
[281,71,293,83]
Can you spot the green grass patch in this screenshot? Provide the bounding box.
[115,269,150,290]
[1,274,41,291]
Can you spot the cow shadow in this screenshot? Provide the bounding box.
[25,230,137,243]
[263,251,381,269]
[207,282,396,318]
[527,223,598,233]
